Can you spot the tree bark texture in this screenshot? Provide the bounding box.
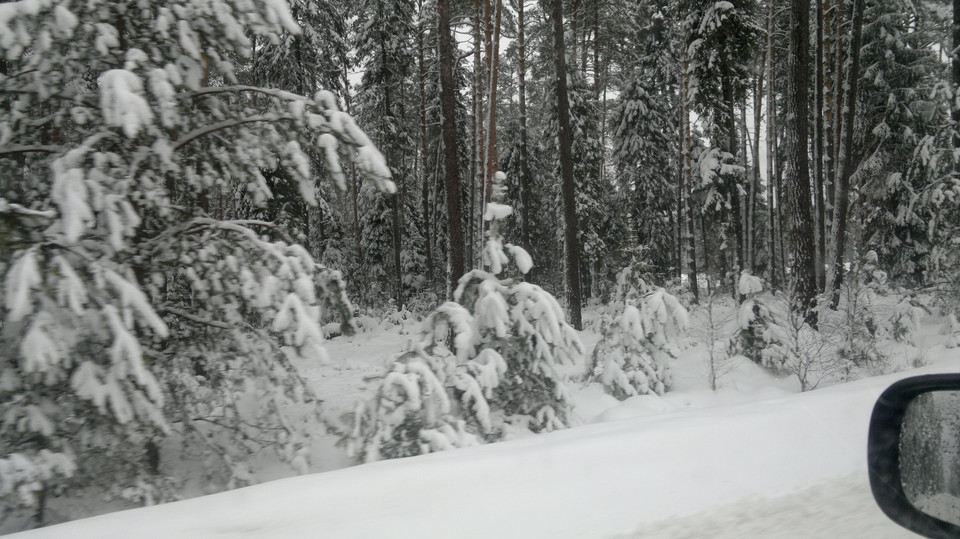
[766,0,778,289]
[814,0,827,292]
[830,0,865,310]
[721,58,744,288]
[954,0,960,147]
[788,0,818,323]
[518,0,533,255]
[483,0,502,204]
[417,2,433,285]
[438,0,465,297]
[550,0,583,329]
[682,52,700,302]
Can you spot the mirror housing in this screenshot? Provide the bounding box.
[868,374,960,539]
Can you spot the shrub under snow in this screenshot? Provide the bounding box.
[348,173,583,462]
[728,272,791,372]
[587,266,688,399]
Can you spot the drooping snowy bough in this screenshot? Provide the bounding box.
[0,0,393,516]
[349,172,584,462]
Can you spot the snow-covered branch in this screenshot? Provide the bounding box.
[0,144,66,156]
[159,306,232,330]
[171,114,293,151]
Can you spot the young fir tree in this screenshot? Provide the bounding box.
[350,171,584,462]
[353,0,427,308]
[0,0,393,519]
[587,263,688,399]
[729,271,789,371]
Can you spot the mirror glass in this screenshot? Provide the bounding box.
[900,390,960,526]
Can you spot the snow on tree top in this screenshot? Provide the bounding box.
[738,272,764,296]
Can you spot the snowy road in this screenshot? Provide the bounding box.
[13,358,959,539]
[616,474,917,538]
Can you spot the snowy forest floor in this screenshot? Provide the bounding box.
[7,296,959,536]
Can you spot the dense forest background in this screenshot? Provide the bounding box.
[2,0,959,529]
[229,0,960,324]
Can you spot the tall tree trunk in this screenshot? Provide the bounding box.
[823,0,835,231]
[829,0,845,229]
[721,58,744,289]
[340,61,362,265]
[682,51,700,302]
[392,193,403,307]
[581,0,590,77]
[776,121,787,288]
[438,0,464,297]
[677,113,685,282]
[752,42,766,274]
[483,0,503,204]
[954,0,960,148]
[593,0,601,94]
[518,0,533,255]
[829,0,865,310]
[766,0,778,289]
[382,39,403,309]
[740,97,751,274]
[417,0,433,286]
[571,0,580,71]
[470,0,484,270]
[814,0,827,292]
[550,0,583,329]
[788,0,818,325]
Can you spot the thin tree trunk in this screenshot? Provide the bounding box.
[776,128,787,288]
[829,0,845,229]
[470,0,483,269]
[438,0,464,297]
[682,51,700,302]
[677,108,685,282]
[483,0,502,204]
[740,97,751,274]
[593,0,601,95]
[418,0,433,286]
[721,58,744,289]
[766,0,778,289]
[954,0,960,147]
[382,30,403,309]
[550,0,583,329]
[518,0,533,254]
[341,61,361,265]
[581,0,590,77]
[830,0,865,310]
[571,0,580,71]
[700,214,712,296]
[752,43,766,274]
[823,0,836,231]
[788,0,818,325]
[814,0,827,292]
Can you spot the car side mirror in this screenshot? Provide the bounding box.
[868,374,960,539]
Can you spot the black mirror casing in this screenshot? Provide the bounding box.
[868,374,960,539]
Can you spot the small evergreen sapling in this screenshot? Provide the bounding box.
[587,266,688,399]
[351,172,583,461]
[729,272,790,372]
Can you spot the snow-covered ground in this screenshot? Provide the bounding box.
[11,304,955,538]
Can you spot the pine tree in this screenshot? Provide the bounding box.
[682,0,761,289]
[548,0,584,329]
[354,0,422,307]
[610,28,680,276]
